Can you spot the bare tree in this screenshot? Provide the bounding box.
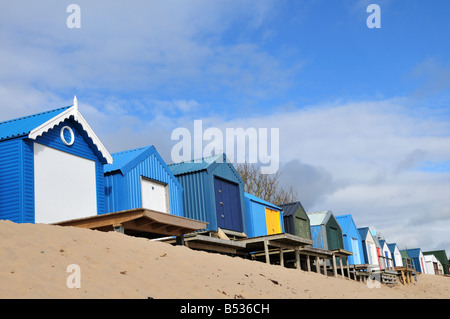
[235,162,299,206]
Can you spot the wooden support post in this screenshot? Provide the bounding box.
[295,249,300,270]
[264,240,270,264]
[400,270,406,285]
[279,248,284,267]
[306,254,311,272]
[175,235,185,246]
[315,256,320,274]
[346,263,351,280]
[332,255,338,278]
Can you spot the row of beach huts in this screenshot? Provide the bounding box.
[1,100,449,285]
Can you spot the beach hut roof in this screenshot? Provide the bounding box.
[358,227,369,238]
[168,153,244,184]
[400,250,411,258]
[168,153,224,174]
[387,243,399,253]
[335,214,356,234]
[104,145,181,188]
[0,101,112,164]
[279,202,306,217]
[405,248,423,258]
[307,211,332,226]
[379,239,388,248]
[245,192,282,211]
[423,250,449,263]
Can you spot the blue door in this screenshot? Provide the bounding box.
[214,177,243,232]
[351,237,361,264]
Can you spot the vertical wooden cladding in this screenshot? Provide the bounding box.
[176,172,210,228]
[0,139,34,223]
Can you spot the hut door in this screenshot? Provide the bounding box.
[328,227,339,250]
[265,208,281,235]
[351,237,360,264]
[141,178,170,214]
[34,143,97,223]
[295,216,308,238]
[214,177,243,232]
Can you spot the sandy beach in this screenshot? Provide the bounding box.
[0,220,449,299]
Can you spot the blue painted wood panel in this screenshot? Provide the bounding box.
[0,138,35,223]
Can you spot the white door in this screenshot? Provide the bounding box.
[141,178,170,213]
[34,143,97,223]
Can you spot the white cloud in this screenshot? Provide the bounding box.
[0,1,294,98]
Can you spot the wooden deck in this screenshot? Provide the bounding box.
[52,208,208,239]
[238,233,313,268]
[184,235,247,254]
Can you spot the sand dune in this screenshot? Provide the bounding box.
[0,220,449,299]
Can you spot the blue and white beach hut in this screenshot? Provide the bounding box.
[103,146,184,216]
[0,98,112,224]
[387,243,404,268]
[379,239,393,269]
[358,227,380,268]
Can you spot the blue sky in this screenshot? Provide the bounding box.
[1,1,450,258]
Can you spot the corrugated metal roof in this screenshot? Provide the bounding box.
[104,146,154,173]
[405,248,423,258]
[358,227,370,239]
[387,243,399,253]
[307,211,331,226]
[0,106,71,141]
[168,153,226,175]
[335,214,352,233]
[279,202,302,217]
[244,192,281,211]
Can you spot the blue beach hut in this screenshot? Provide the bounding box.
[336,214,364,265]
[358,227,380,267]
[103,146,184,216]
[0,98,112,224]
[244,193,284,238]
[169,154,247,234]
[387,243,404,268]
